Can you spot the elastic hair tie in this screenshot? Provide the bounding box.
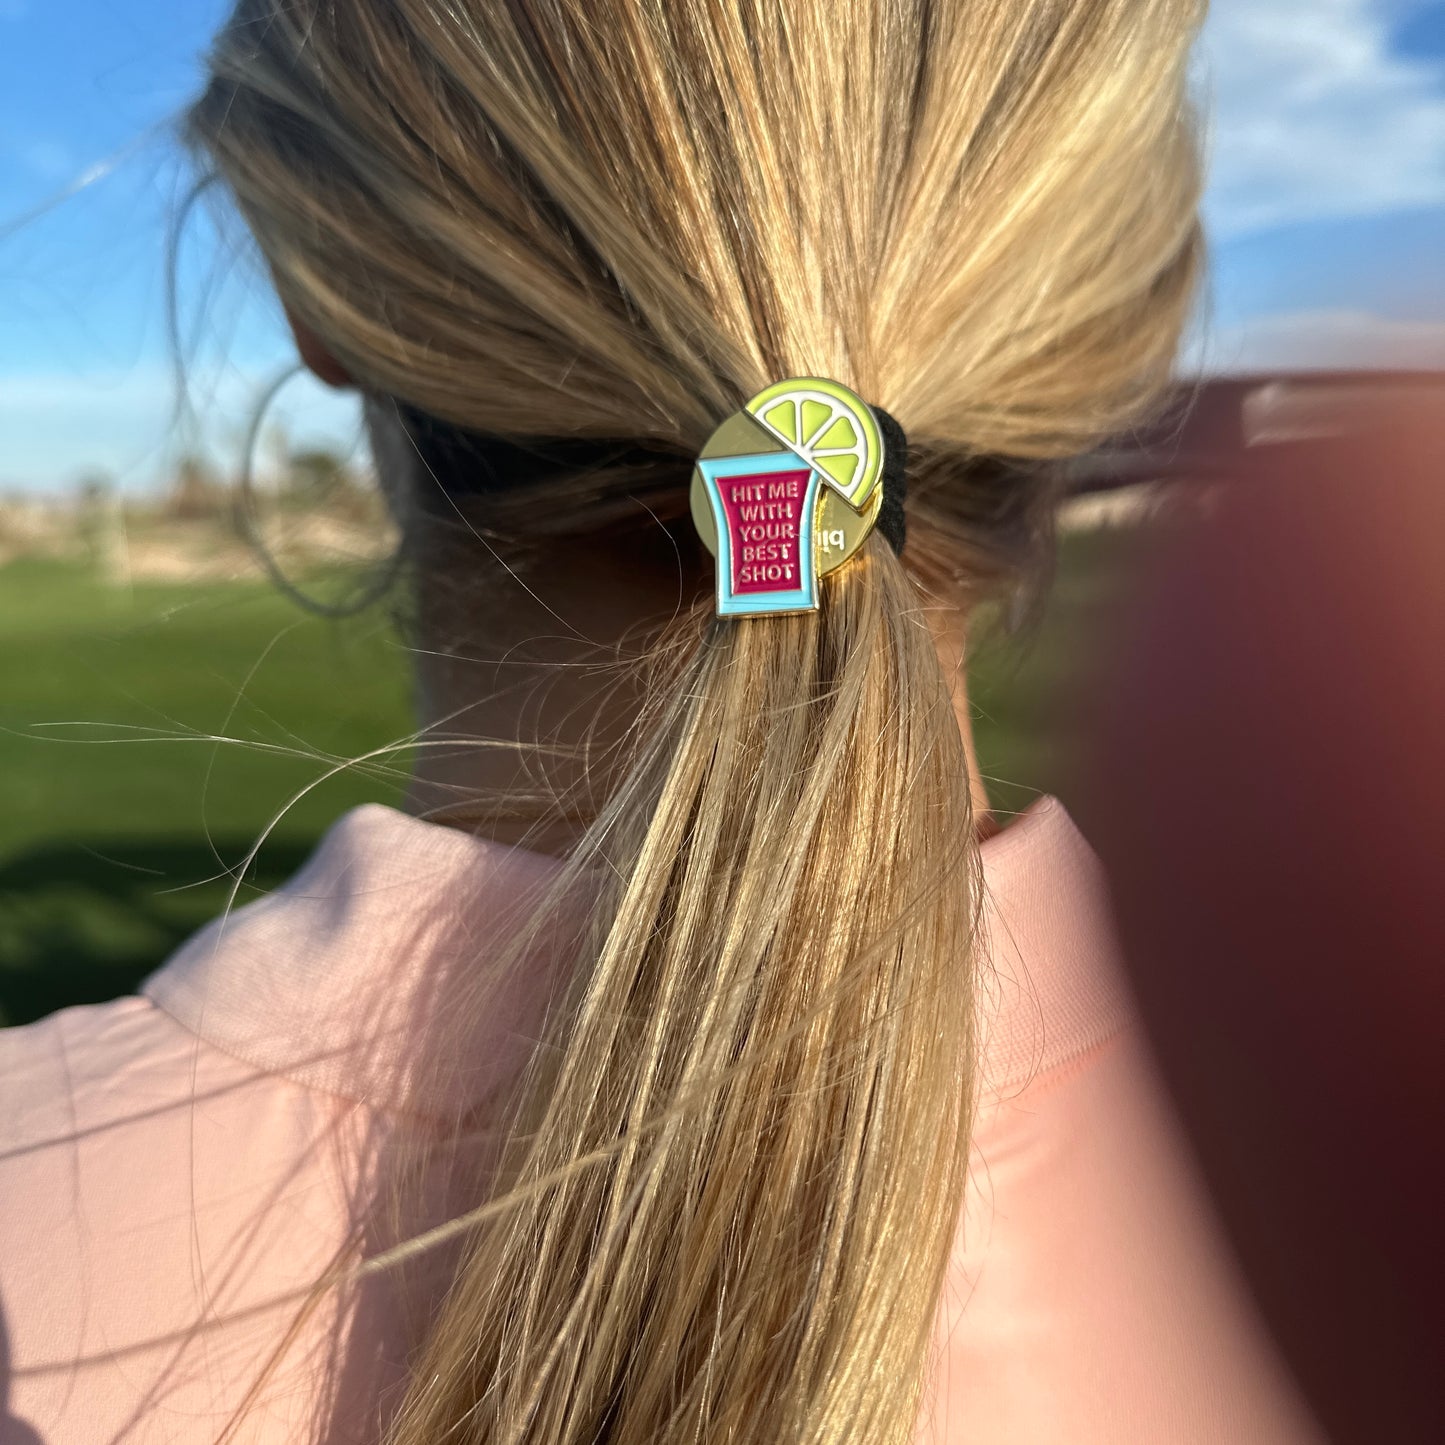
[395,400,681,496]
[395,375,908,620]
[689,377,908,618]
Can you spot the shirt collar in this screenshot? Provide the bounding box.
[141,796,1132,1115]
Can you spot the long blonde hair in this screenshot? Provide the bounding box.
[183,1,1203,1440]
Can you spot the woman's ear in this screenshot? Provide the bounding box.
[282,301,355,389]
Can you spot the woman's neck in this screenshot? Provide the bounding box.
[399,530,993,856]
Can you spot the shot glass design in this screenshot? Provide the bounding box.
[690,379,886,618]
[699,451,820,615]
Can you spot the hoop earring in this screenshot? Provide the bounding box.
[237,364,407,619]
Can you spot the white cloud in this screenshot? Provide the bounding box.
[1186,308,1445,373]
[1199,0,1445,236]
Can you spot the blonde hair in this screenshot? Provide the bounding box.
[184,1,1203,1440]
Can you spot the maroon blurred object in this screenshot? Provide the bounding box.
[1065,370,1444,492]
[1081,393,1444,1445]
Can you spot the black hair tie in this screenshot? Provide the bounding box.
[394,400,679,496]
[871,404,908,557]
[396,398,908,558]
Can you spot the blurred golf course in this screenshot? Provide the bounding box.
[0,529,1132,1026]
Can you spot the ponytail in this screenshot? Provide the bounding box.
[386,540,979,1442]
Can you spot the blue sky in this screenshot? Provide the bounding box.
[2,0,1443,493]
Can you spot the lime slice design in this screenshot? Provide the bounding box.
[745,377,884,510]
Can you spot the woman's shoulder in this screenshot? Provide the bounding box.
[947,799,1326,1445]
[0,992,364,1443]
[0,994,206,1142]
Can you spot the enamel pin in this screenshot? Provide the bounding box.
[689,377,886,617]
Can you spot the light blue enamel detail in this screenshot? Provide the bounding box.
[699,450,822,617]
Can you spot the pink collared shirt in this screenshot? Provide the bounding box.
[0,799,1324,1443]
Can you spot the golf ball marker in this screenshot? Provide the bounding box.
[690,378,887,618]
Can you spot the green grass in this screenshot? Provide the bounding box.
[0,535,1131,1025]
[0,556,416,1024]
